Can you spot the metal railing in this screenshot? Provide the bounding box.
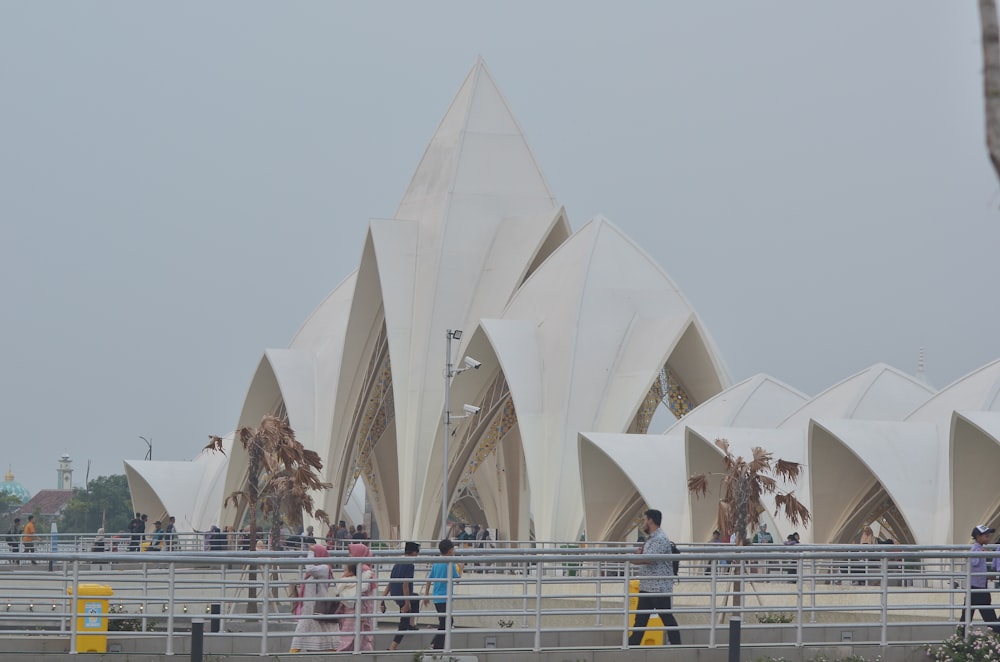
[0,544,989,655]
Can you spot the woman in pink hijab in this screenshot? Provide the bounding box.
[289,544,337,652]
[335,542,378,651]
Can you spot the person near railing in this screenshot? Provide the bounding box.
[146,521,165,552]
[381,541,420,651]
[164,517,177,551]
[335,542,377,652]
[91,528,106,553]
[959,525,1000,636]
[289,543,338,653]
[423,538,462,650]
[333,521,350,549]
[627,509,681,646]
[6,517,22,561]
[21,515,37,564]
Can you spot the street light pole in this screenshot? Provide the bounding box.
[442,329,456,537]
[139,436,153,461]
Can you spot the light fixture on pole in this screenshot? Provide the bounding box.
[442,328,484,536]
[139,436,152,461]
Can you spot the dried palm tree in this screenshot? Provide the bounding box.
[688,439,810,617]
[206,415,332,551]
[206,415,332,613]
[688,439,810,546]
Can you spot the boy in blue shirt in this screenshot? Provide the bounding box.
[423,538,462,650]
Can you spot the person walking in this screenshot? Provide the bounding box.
[289,544,338,653]
[381,541,420,650]
[627,509,681,646]
[21,515,37,563]
[7,517,22,561]
[959,525,1000,635]
[423,538,462,650]
[334,521,350,549]
[335,543,377,652]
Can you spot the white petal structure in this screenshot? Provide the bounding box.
[126,60,1000,547]
[126,60,730,542]
[583,358,1000,545]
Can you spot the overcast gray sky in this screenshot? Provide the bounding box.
[2,2,997,496]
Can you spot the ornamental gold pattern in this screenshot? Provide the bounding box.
[346,326,394,504]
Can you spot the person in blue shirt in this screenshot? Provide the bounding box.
[959,525,1000,635]
[146,521,165,551]
[423,538,462,650]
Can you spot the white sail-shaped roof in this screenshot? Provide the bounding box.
[130,61,1000,550]
[779,363,934,429]
[664,373,808,434]
[906,359,1000,423]
[494,216,728,540]
[125,438,230,533]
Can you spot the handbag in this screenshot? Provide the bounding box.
[313,598,341,622]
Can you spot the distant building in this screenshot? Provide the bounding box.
[14,455,75,526]
[0,468,31,505]
[57,454,73,491]
[15,489,74,523]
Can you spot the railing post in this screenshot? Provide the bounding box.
[708,559,717,648]
[795,557,803,647]
[261,561,270,656]
[623,559,631,649]
[521,561,529,629]
[219,562,227,633]
[354,570,362,653]
[166,561,176,656]
[809,556,817,624]
[963,555,973,639]
[442,558,454,652]
[534,558,543,652]
[594,557,602,627]
[142,563,149,632]
[69,558,79,654]
[880,556,889,645]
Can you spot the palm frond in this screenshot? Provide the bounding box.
[774,492,812,527]
[774,459,803,483]
[204,435,226,454]
[688,474,710,497]
[748,446,772,473]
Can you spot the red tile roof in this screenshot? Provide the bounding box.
[15,490,75,519]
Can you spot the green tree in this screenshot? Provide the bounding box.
[58,474,133,534]
[0,492,24,535]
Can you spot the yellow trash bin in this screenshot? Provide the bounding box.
[628,579,664,646]
[68,583,114,653]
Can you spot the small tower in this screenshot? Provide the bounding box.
[57,454,73,491]
[915,347,932,388]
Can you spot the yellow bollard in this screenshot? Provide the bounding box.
[628,579,664,646]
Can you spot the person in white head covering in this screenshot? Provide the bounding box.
[335,543,377,652]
